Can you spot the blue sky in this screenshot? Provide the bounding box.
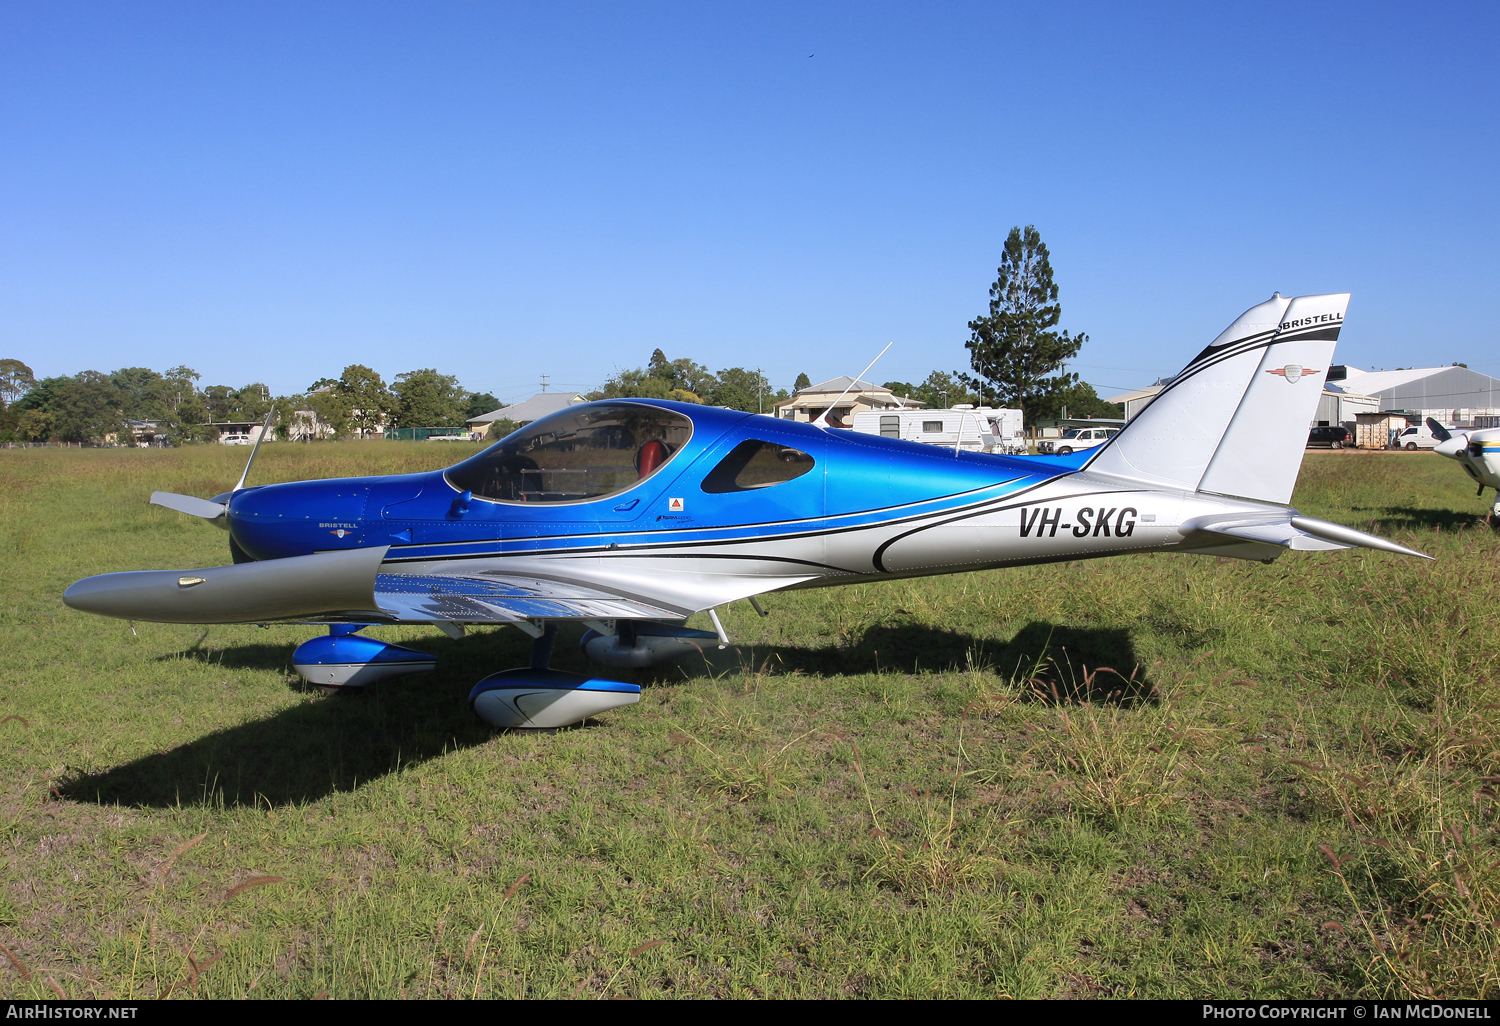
[3,1,1496,403]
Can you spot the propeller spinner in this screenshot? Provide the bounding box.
[1427,417,1472,460]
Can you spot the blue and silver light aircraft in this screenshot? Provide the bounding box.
[64,292,1427,729]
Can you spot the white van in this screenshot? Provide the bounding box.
[1393,424,1440,450]
[851,406,1026,454]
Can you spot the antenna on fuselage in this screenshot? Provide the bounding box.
[233,406,277,492]
[812,340,895,428]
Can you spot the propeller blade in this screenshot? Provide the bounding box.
[1425,417,1451,443]
[233,407,277,492]
[150,491,229,520]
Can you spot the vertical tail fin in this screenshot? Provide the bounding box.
[1087,292,1349,504]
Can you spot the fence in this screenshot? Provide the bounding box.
[1,441,103,449]
[382,426,474,442]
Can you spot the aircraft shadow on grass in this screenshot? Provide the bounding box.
[1359,505,1493,533]
[712,620,1155,707]
[62,620,1152,810]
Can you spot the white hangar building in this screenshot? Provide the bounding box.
[1108,363,1500,432]
[1330,365,1500,425]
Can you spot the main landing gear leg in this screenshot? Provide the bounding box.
[469,621,640,729]
[531,623,558,670]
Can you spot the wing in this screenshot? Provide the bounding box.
[65,547,820,627]
[374,551,823,626]
[374,570,686,624]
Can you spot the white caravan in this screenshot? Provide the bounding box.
[851,405,1027,454]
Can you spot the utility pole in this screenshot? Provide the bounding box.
[757,367,763,414]
[540,374,549,394]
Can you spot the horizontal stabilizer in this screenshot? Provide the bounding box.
[150,491,229,521]
[1181,511,1347,551]
[1288,515,1432,560]
[1180,511,1430,560]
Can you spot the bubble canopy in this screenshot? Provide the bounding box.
[445,403,694,505]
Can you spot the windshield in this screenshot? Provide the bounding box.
[446,403,693,504]
[1060,428,1082,439]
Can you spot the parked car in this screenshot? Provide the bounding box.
[1393,424,1440,451]
[219,433,253,445]
[1036,426,1120,455]
[1307,426,1350,449]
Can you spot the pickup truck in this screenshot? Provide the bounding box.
[1036,426,1120,455]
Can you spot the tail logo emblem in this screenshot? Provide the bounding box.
[1266,364,1319,384]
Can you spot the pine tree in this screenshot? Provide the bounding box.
[962,226,1087,421]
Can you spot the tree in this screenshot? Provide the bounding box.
[20,372,127,443]
[882,371,979,409]
[710,367,773,413]
[161,366,208,429]
[592,351,715,403]
[592,367,674,401]
[236,383,273,422]
[0,359,36,408]
[0,358,35,438]
[466,392,500,419]
[666,358,716,397]
[203,384,238,423]
[14,407,54,442]
[961,225,1087,421]
[794,372,811,391]
[1024,380,1122,421]
[109,367,171,421]
[647,349,670,379]
[392,368,466,428]
[485,417,521,440]
[335,365,394,438]
[300,389,352,439]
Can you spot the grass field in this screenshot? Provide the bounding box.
[0,442,1497,999]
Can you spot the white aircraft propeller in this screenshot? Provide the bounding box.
[149,491,230,521]
[149,407,277,529]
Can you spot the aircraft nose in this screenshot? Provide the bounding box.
[1435,436,1467,459]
